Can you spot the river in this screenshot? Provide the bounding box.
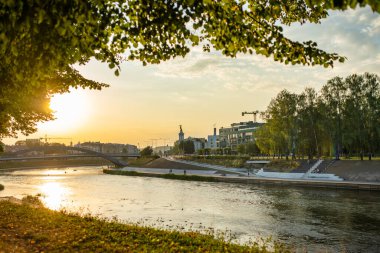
[1,166,379,252]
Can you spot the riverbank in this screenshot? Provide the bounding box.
[104,169,220,182]
[103,169,380,191]
[0,158,112,171]
[327,160,380,182]
[0,197,276,252]
[138,157,216,171]
[175,155,300,171]
[170,156,380,182]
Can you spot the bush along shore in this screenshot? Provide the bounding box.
[0,196,285,252]
[178,155,250,168]
[103,169,219,182]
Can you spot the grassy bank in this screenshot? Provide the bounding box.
[264,160,300,172]
[104,169,219,182]
[0,197,278,252]
[0,158,112,170]
[179,155,250,168]
[126,156,159,167]
[177,155,300,172]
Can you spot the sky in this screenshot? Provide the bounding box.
[3,7,380,148]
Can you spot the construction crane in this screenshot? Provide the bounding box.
[242,111,260,123]
[149,138,161,148]
[40,135,72,146]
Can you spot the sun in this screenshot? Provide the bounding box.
[39,90,90,133]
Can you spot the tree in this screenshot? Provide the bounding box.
[265,90,299,159]
[173,140,195,154]
[245,141,259,155]
[1,1,379,137]
[140,146,153,156]
[180,140,195,154]
[339,73,380,160]
[256,73,380,160]
[320,76,347,159]
[255,125,272,155]
[297,88,323,158]
[237,144,246,155]
[237,142,259,155]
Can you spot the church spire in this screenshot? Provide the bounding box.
[179,125,184,142]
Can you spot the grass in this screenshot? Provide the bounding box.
[126,156,159,167]
[103,169,219,182]
[339,156,380,161]
[264,160,300,172]
[178,156,300,171]
[179,155,250,168]
[0,197,284,252]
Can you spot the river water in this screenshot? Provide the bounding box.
[0,166,379,252]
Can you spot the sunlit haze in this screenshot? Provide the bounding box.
[3,7,380,147]
[43,91,90,134]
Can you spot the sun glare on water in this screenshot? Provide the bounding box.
[38,182,70,210]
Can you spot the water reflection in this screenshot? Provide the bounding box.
[38,181,69,210]
[0,167,379,252]
[41,169,67,176]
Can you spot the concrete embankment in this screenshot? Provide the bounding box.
[103,169,380,191]
[327,160,380,182]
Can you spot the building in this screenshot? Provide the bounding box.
[205,127,219,149]
[219,121,264,149]
[153,145,172,156]
[188,137,207,152]
[76,142,102,152]
[123,144,139,155]
[25,139,42,147]
[178,125,184,142]
[174,125,206,154]
[76,142,139,154]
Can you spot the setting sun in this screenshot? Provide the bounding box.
[40,89,90,134]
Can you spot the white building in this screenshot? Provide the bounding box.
[76,142,139,154]
[153,145,172,156]
[205,127,219,149]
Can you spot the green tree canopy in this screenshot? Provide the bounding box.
[1,1,379,138]
[180,140,195,155]
[140,146,153,156]
[256,73,380,160]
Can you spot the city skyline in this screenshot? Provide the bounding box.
[2,7,380,147]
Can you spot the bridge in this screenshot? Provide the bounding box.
[0,146,140,167]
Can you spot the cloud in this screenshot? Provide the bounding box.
[151,7,380,98]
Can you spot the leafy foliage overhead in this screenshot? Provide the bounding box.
[0,0,378,137]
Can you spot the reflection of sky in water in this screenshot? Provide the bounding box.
[0,167,380,252]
